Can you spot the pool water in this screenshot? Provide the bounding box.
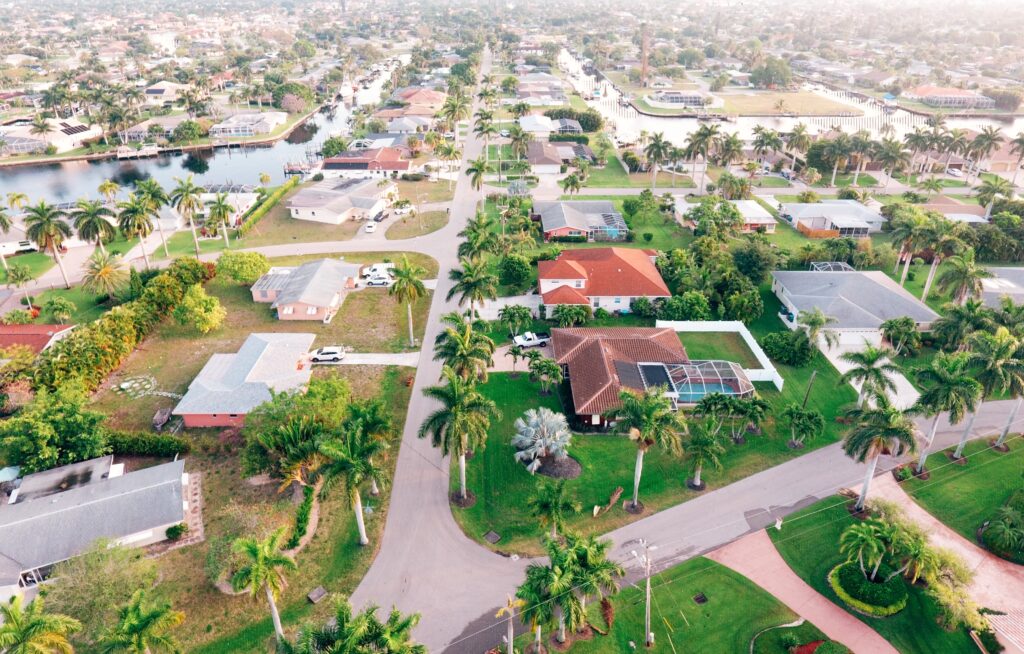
[675,382,734,403]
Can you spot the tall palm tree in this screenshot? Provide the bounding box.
[0,596,81,654]
[1008,131,1024,187]
[912,352,982,474]
[643,131,671,189]
[936,249,992,305]
[563,531,624,614]
[840,345,900,407]
[931,299,994,351]
[439,93,470,146]
[968,126,1004,183]
[686,418,726,488]
[433,318,495,382]
[560,173,581,195]
[446,256,498,315]
[516,560,557,652]
[920,217,966,301]
[376,606,427,654]
[134,178,170,257]
[319,422,388,546]
[418,366,500,502]
[904,127,931,175]
[942,128,970,175]
[534,539,584,644]
[98,179,121,204]
[508,125,531,161]
[99,589,184,654]
[82,250,129,295]
[118,193,155,270]
[24,200,72,288]
[495,596,525,654]
[466,156,489,191]
[230,528,297,644]
[888,208,930,286]
[0,207,11,272]
[206,192,234,249]
[169,175,203,256]
[784,122,811,171]
[822,133,853,187]
[714,132,745,170]
[849,130,875,186]
[389,255,427,347]
[874,138,911,192]
[687,123,720,193]
[797,307,838,352]
[6,192,28,211]
[961,327,1024,456]
[527,479,582,539]
[843,398,917,510]
[612,386,684,510]
[975,176,1014,219]
[71,198,116,254]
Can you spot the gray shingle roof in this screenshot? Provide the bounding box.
[0,459,184,581]
[772,270,939,329]
[286,178,383,213]
[255,259,361,309]
[982,267,1024,308]
[172,333,315,416]
[534,201,625,233]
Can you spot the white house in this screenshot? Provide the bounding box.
[144,80,189,107]
[208,112,288,138]
[518,114,556,138]
[286,178,396,225]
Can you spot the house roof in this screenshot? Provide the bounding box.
[981,267,1024,308]
[322,147,410,171]
[542,285,590,305]
[538,248,671,300]
[552,328,689,415]
[526,140,562,166]
[0,458,184,582]
[252,259,362,308]
[772,270,939,328]
[0,324,74,354]
[908,85,985,98]
[172,333,315,416]
[730,200,777,225]
[286,178,388,214]
[535,200,617,231]
[519,114,555,133]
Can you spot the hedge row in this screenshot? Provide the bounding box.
[108,430,190,457]
[237,176,300,236]
[828,563,908,617]
[549,134,590,145]
[286,486,315,549]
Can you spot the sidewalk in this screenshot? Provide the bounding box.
[708,530,898,654]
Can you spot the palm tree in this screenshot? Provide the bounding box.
[495,596,525,654]
[916,176,944,198]
[840,345,900,407]
[446,257,498,315]
[439,92,470,146]
[686,418,726,489]
[849,130,875,186]
[230,528,297,644]
[6,264,33,306]
[1008,131,1024,187]
[528,479,582,539]
[529,357,563,396]
[118,193,155,269]
[931,299,994,351]
[839,521,886,580]
[797,307,838,352]
[433,318,495,382]
[822,133,853,187]
[82,250,129,295]
[936,249,992,304]
[920,217,965,301]
[643,132,671,189]
[389,255,427,347]
[516,561,557,651]
[784,123,812,171]
[319,422,388,546]
[874,138,911,192]
[843,398,917,511]
[687,123,720,194]
[508,125,531,160]
[560,172,581,195]
[206,192,234,249]
[960,327,1024,456]
[968,126,1004,183]
[714,132,744,170]
[169,175,203,256]
[6,192,28,211]
[100,589,184,654]
[418,366,500,502]
[942,128,970,175]
[134,178,170,257]
[912,353,982,474]
[24,201,72,288]
[71,198,116,254]
[612,386,684,510]
[0,207,11,272]
[0,596,81,654]
[564,531,624,614]
[466,156,489,191]
[888,207,930,285]
[375,606,426,654]
[98,179,120,204]
[535,539,584,644]
[975,176,1013,219]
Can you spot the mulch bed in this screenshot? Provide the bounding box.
[623,499,645,515]
[687,479,707,491]
[450,490,477,508]
[945,450,968,465]
[536,455,582,480]
[990,439,1011,453]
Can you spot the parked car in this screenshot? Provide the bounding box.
[947,168,963,178]
[365,222,377,233]
[366,276,391,287]
[499,129,510,138]
[311,346,346,363]
[780,169,794,181]
[373,212,386,222]
[393,205,412,215]
[512,331,551,348]
[362,263,395,278]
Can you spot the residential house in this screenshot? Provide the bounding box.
[121,114,193,142]
[196,184,261,227]
[0,118,102,155]
[172,332,316,428]
[251,259,362,321]
[526,141,563,174]
[208,112,288,138]
[647,90,707,107]
[904,85,995,109]
[321,147,412,180]
[387,116,431,134]
[286,178,396,224]
[538,247,671,312]
[0,324,75,355]
[519,114,556,138]
[391,87,447,113]
[0,456,188,600]
[781,200,885,238]
[143,80,189,106]
[771,270,939,345]
[555,118,583,134]
[534,200,629,241]
[678,199,776,233]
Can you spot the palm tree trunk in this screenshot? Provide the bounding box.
[985,201,994,220]
[855,453,879,511]
[853,158,862,186]
[138,235,151,269]
[899,247,913,286]
[187,214,200,256]
[53,247,70,289]
[265,584,284,642]
[632,448,644,508]
[693,463,703,487]
[870,552,883,581]
[883,168,893,192]
[996,397,1022,447]
[406,301,415,347]
[96,237,106,255]
[1012,160,1021,188]
[370,477,380,496]
[916,415,941,474]
[953,411,977,459]
[830,161,839,187]
[921,256,941,300]
[459,453,468,500]
[222,223,231,249]
[0,254,7,272]
[558,612,566,643]
[536,625,542,651]
[353,490,369,545]
[155,218,170,257]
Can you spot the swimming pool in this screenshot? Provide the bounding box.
[675,382,734,403]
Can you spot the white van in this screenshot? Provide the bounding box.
[0,241,37,257]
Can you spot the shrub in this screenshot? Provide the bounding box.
[107,430,190,457]
[593,307,610,320]
[237,177,299,235]
[499,254,531,288]
[204,536,233,584]
[286,486,315,549]
[19,295,33,307]
[642,232,653,242]
[815,643,850,654]
[630,297,658,318]
[829,562,908,616]
[549,134,590,145]
[977,629,1005,654]
[400,172,426,181]
[216,251,271,284]
[837,188,860,200]
[658,291,711,321]
[760,330,814,366]
[2,309,33,325]
[165,523,189,541]
[550,235,587,243]
[778,632,800,649]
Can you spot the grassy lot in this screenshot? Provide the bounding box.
[235,185,361,249]
[32,286,108,325]
[585,155,632,187]
[945,194,982,206]
[752,175,792,188]
[385,210,448,239]
[768,497,976,654]
[680,331,761,368]
[552,557,828,654]
[569,94,589,111]
[91,252,435,432]
[904,439,1024,542]
[160,365,412,653]
[1,251,55,282]
[719,91,862,116]
[813,173,879,188]
[894,173,968,188]
[395,178,455,204]
[486,144,515,161]
[550,195,693,253]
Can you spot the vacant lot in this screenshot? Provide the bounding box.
[385,210,448,239]
[396,178,455,204]
[719,91,862,116]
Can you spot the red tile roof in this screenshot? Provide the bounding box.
[542,285,590,305]
[0,324,73,354]
[552,327,688,416]
[323,147,411,171]
[537,248,671,302]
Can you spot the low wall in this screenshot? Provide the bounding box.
[656,320,785,391]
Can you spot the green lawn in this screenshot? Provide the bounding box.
[552,196,693,253]
[752,175,792,188]
[486,144,515,161]
[894,173,968,188]
[1,252,55,282]
[679,331,761,368]
[33,286,108,325]
[768,497,977,654]
[395,179,455,204]
[554,558,829,654]
[814,173,879,188]
[904,440,1024,542]
[385,210,448,239]
[585,155,632,187]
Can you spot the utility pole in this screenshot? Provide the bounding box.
[630,539,657,648]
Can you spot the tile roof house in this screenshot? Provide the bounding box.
[538,248,671,311]
[322,147,412,180]
[0,324,75,355]
[552,327,689,423]
[391,87,447,112]
[0,456,187,599]
[286,178,396,224]
[251,259,362,321]
[534,200,629,241]
[208,111,288,137]
[172,332,316,428]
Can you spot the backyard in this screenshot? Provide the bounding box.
[768,497,976,654]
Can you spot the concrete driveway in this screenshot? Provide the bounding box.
[490,344,552,372]
[821,338,920,410]
[476,293,541,320]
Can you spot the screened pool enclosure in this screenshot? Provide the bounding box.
[636,360,755,405]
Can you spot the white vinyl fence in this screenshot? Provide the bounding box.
[656,320,785,391]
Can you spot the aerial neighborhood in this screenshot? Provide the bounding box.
[0,1,1023,653]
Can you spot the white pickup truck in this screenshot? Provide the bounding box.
[512,331,551,348]
[362,263,395,279]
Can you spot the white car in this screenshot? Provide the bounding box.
[512,331,551,348]
[365,222,377,233]
[311,347,346,363]
[366,276,391,287]
[393,205,412,215]
[947,168,963,178]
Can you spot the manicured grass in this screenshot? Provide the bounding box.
[0,251,55,281]
[385,210,448,239]
[679,331,761,368]
[235,184,361,249]
[486,144,515,161]
[768,497,976,654]
[945,194,982,206]
[904,439,1024,542]
[32,286,108,325]
[569,94,589,111]
[552,196,693,253]
[553,558,828,654]
[814,173,879,188]
[584,155,632,187]
[752,175,792,188]
[894,173,967,188]
[771,194,838,204]
[395,178,455,204]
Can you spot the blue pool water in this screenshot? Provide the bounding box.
[676,382,733,403]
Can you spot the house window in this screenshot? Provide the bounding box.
[229,414,238,418]
[306,306,318,315]
[574,280,583,288]
[281,306,294,315]
[311,211,316,216]
[614,297,621,304]
[260,290,269,299]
